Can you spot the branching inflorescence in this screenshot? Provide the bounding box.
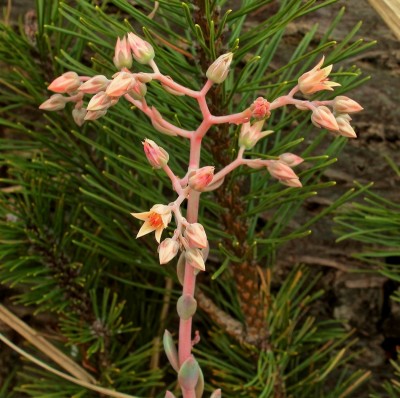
[40,33,363,398]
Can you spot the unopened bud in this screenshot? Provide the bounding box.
[158,238,179,264]
[185,223,207,249]
[87,91,112,111]
[106,72,135,97]
[267,160,298,181]
[127,32,155,64]
[143,139,169,169]
[47,72,81,93]
[113,36,133,70]
[72,108,87,126]
[336,114,357,138]
[206,52,233,84]
[39,94,67,111]
[278,153,304,167]
[311,106,339,131]
[78,75,109,94]
[250,97,271,119]
[129,79,147,100]
[185,248,205,272]
[333,96,363,114]
[188,166,214,191]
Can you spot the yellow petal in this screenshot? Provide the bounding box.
[136,221,156,238]
[131,211,151,221]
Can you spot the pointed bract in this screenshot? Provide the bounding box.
[185,248,205,271]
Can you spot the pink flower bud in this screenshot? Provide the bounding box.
[188,166,214,191]
[238,120,273,150]
[250,97,271,119]
[165,391,177,398]
[143,139,169,169]
[128,79,147,100]
[127,33,155,64]
[267,160,298,180]
[113,36,133,70]
[206,52,233,84]
[78,75,110,94]
[72,108,87,126]
[106,72,135,97]
[336,114,357,138]
[185,248,205,271]
[333,96,363,114]
[278,153,304,167]
[87,91,112,111]
[185,223,208,249]
[84,109,107,121]
[158,238,179,264]
[47,72,81,93]
[311,106,339,131]
[298,57,340,95]
[39,94,67,111]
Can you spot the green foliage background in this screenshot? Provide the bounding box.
[0,0,379,397]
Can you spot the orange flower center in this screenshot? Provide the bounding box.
[148,212,163,228]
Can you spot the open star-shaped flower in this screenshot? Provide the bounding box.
[131,204,172,243]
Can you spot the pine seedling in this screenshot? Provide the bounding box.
[40,30,363,397]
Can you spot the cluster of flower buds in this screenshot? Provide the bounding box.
[295,57,363,138]
[40,33,156,123]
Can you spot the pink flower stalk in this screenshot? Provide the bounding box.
[127,32,155,64]
[333,95,363,114]
[188,166,214,191]
[311,105,339,131]
[113,36,133,70]
[336,114,357,138]
[86,91,112,112]
[47,72,81,93]
[238,120,273,150]
[39,94,68,111]
[39,34,364,397]
[143,139,169,169]
[206,52,233,84]
[106,72,135,97]
[184,223,208,249]
[298,57,340,95]
[131,204,172,243]
[250,97,271,119]
[78,75,110,94]
[158,238,180,264]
